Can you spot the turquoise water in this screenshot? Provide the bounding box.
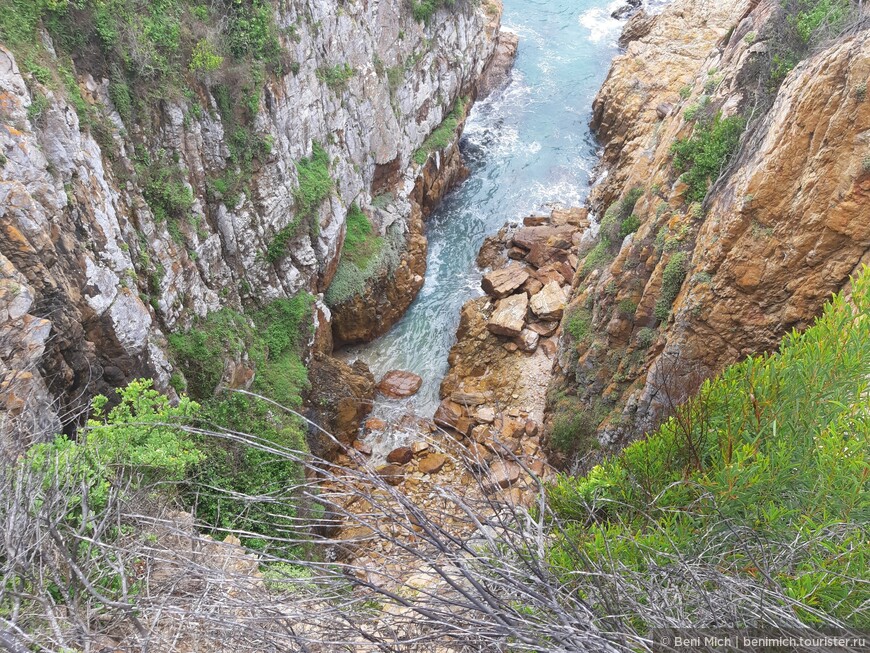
[343,0,654,419]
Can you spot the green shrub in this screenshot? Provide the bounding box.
[26,91,50,122]
[678,85,692,99]
[138,153,195,238]
[671,113,745,203]
[635,326,657,348]
[109,76,133,124]
[189,38,224,73]
[618,214,641,239]
[566,308,591,341]
[413,97,466,165]
[547,267,870,627]
[225,0,282,66]
[791,0,851,42]
[342,204,383,268]
[316,63,355,90]
[325,222,403,306]
[168,294,312,406]
[267,143,333,262]
[654,251,688,322]
[27,379,201,512]
[683,94,710,121]
[411,0,457,22]
[617,299,637,318]
[580,239,611,276]
[169,294,314,553]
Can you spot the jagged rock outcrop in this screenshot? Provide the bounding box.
[305,353,375,459]
[546,0,870,462]
[0,0,506,448]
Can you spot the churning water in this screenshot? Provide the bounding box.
[341,0,659,422]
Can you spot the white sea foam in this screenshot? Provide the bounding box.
[579,0,636,44]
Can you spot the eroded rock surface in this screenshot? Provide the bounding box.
[0,0,505,449]
[547,0,870,463]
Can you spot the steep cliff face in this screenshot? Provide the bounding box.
[547,0,870,462]
[0,0,502,447]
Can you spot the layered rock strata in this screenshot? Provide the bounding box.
[0,0,507,447]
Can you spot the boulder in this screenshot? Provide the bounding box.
[487,293,529,337]
[540,338,558,357]
[377,464,405,486]
[530,281,567,321]
[527,320,559,337]
[353,440,373,455]
[306,354,375,460]
[434,399,464,431]
[474,405,496,423]
[418,453,448,474]
[386,446,414,465]
[488,461,521,489]
[467,442,494,465]
[512,225,575,251]
[450,391,489,405]
[365,416,387,432]
[522,277,544,296]
[550,207,589,227]
[481,264,530,299]
[376,370,423,398]
[523,215,550,227]
[411,441,430,455]
[515,328,539,352]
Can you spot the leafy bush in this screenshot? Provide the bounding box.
[267,143,333,262]
[579,239,611,276]
[635,326,657,348]
[325,222,403,306]
[169,294,312,406]
[618,214,640,239]
[169,294,314,551]
[654,251,688,321]
[617,298,637,318]
[26,91,50,122]
[413,97,466,165]
[137,151,195,243]
[547,267,870,627]
[224,0,282,66]
[411,0,457,22]
[791,0,852,42]
[27,379,201,512]
[566,308,591,341]
[189,38,224,73]
[671,113,745,203]
[316,63,355,90]
[342,204,383,267]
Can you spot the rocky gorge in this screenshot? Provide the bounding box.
[0,0,508,452]
[0,0,868,649]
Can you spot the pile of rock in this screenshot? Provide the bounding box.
[481,209,587,352]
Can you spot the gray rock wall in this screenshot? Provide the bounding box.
[0,0,501,448]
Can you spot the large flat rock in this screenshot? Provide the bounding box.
[481,263,529,299]
[487,293,529,337]
[376,370,423,398]
[529,280,566,321]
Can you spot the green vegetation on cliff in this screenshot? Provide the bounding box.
[413,96,466,165]
[267,143,334,262]
[325,206,403,306]
[547,267,870,628]
[168,294,314,550]
[672,113,745,203]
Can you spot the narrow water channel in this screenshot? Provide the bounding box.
[342,0,658,427]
